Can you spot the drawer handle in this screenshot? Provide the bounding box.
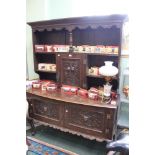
[43,107,47,112]
[71,67,75,71]
[69,54,72,57]
[105,128,110,134]
[65,109,68,113]
[106,114,111,119]
[67,67,71,70]
[83,115,89,121]
[57,54,60,57]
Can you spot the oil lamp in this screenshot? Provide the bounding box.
[99,61,118,103]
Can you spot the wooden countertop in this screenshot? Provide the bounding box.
[26,89,118,109]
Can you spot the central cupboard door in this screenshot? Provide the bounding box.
[56,53,86,87]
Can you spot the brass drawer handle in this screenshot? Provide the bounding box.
[70,67,75,71]
[106,114,111,119]
[43,107,47,112]
[69,54,72,57]
[83,115,89,121]
[105,128,110,134]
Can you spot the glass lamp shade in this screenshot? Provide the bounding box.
[99,61,118,77]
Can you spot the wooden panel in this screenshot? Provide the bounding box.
[61,58,81,86]
[26,90,118,108]
[72,27,120,46]
[64,104,107,138]
[29,97,63,126]
[27,92,118,141]
[104,109,117,139]
[58,53,85,87]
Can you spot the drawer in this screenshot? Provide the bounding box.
[28,97,63,126]
[64,104,106,137]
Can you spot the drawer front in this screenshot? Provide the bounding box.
[28,97,62,126]
[64,104,106,137]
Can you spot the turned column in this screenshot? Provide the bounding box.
[68,26,74,52]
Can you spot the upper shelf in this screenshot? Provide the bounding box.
[36,70,56,73]
[34,51,119,56]
[35,52,56,55]
[27,15,128,32]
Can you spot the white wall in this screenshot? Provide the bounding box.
[44,0,73,20]
[26,0,46,80]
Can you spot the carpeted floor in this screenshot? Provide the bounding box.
[27,125,107,155]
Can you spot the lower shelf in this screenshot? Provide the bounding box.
[26,125,107,155]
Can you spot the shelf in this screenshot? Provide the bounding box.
[35,52,56,54]
[86,53,119,56]
[36,70,56,73]
[34,51,119,57]
[86,74,104,78]
[87,74,118,80]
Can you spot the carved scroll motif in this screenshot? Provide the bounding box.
[69,107,104,130]
[32,23,121,32]
[62,59,81,86]
[33,100,60,119]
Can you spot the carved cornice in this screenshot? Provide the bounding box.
[32,23,121,32]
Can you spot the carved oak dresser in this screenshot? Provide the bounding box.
[27,15,128,141]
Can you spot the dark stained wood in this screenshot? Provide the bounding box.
[27,15,127,141]
[58,53,85,87]
[28,15,128,88]
[36,70,56,73]
[27,89,118,108]
[27,89,119,141]
[27,15,128,31]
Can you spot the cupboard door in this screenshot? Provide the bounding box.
[29,97,62,126]
[64,104,106,138]
[57,53,85,87]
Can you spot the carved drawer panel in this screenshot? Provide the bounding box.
[33,100,59,119]
[29,98,62,126]
[64,104,106,137]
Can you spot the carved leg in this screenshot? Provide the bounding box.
[27,118,36,136]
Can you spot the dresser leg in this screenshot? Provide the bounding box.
[28,118,36,136]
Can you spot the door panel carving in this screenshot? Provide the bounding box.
[61,58,81,86]
[64,105,106,136]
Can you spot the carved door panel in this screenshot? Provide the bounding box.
[29,97,62,126]
[64,104,106,138]
[57,53,85,87]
